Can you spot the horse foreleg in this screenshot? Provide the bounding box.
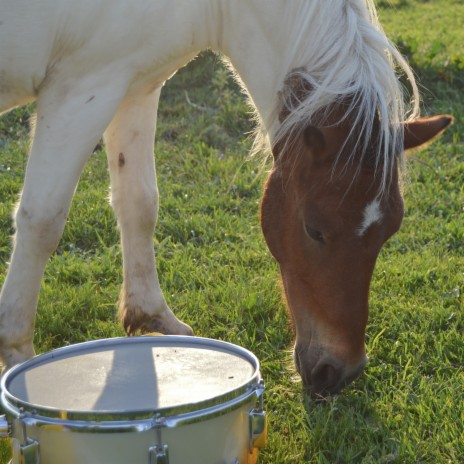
[0,75,128,369]
[104,87,193,336]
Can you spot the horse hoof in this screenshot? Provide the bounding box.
[121,306,194,336]
[139,316,194,337]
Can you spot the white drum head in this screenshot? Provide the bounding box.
[3,336,260,418]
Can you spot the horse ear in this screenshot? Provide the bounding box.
[278,68,313,123]
[403,115,454,151]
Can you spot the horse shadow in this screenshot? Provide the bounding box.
[301,387,399,463]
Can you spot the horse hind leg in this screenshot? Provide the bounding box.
[104,87,193,336]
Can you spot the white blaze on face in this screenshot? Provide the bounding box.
[357,199,383,237]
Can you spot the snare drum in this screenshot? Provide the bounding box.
[0,336,266,463]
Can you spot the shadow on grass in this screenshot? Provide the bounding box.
[302,390,397,463]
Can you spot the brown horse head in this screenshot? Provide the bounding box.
[261,110,453,397]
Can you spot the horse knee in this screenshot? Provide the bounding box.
[14,205,67,255]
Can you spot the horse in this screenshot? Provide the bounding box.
[0,0,453,397]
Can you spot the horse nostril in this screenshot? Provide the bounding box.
[310,359,343,395]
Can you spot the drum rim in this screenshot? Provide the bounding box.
[1,336,262,422]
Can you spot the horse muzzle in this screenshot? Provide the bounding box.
[294,345,368,398]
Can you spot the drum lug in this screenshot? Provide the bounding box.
[12,438,40,464]
[249,409,267,451]
[11,411,40,464]
[249,380,267,452]
[149,415,169,464]
[149,444,169,464]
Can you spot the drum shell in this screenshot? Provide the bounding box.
[5,399,256,463]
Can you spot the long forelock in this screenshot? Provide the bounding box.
[263,0,419,195]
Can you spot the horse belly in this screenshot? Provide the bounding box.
[0,2,60,112]
[0,0,210,114]
[0,0,123,112]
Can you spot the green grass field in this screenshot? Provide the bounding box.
[0,1,462,462]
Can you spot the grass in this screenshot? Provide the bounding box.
[0,1,463,462]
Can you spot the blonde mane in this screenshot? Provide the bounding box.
[252,0,420,193]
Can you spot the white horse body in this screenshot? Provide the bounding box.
[1,1,210,106]
[0,0,290,130]
[0,0,415,369]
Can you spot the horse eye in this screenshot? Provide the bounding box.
[305,224,325,243]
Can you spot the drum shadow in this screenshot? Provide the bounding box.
[92,342,161,413]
